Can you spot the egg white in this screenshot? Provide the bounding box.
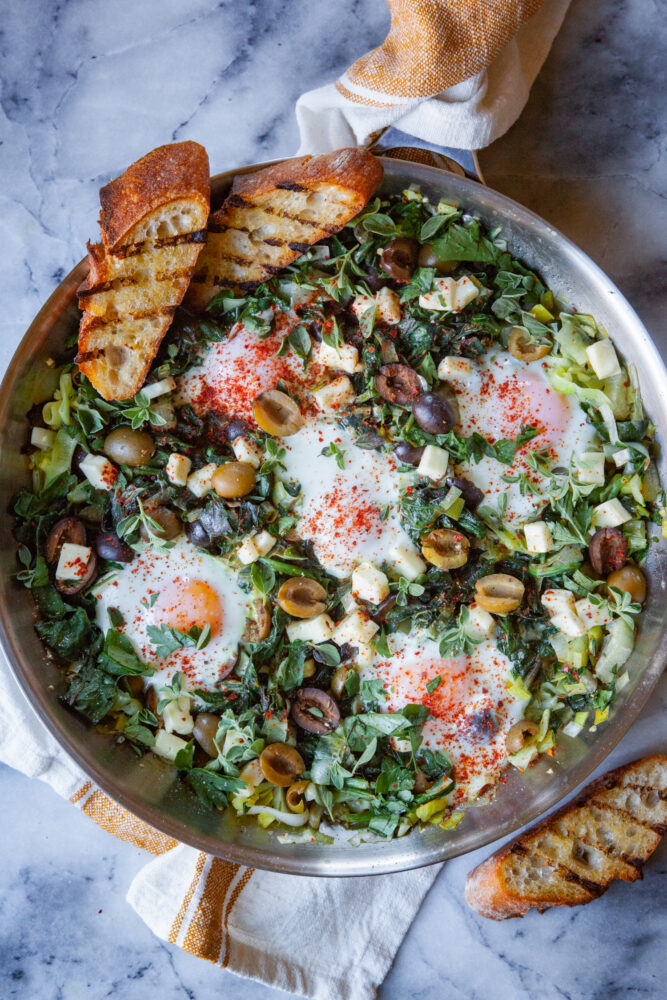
[93,536,251,690]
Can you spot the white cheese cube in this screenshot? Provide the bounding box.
[186,463,217,498]
[79,453,118,491]
[375,287,401,325]
[351,563,390,604]
[419,277,456,312]
[55,543,93,582]
[333,610,379,646]
[30,427,55,450]
[286,613,335,644]
[541,589,577,617]
[162,695,194,736]
[254,531,276,557]
[575,597,613,629]
[524,521,553,554]
[237,530,276,565]
[312,376,355,413]
[153,730,189,763]
[355,643,375,669]
[551,608,587,638]
[165,453,192,487]
[586,340,621,379]
[389,542,426,580]
[592,498,631,528]
[612,448,633,468]
[232,436,263,468]
[464,604,496,641]
[451,275,480,311]
[141,376,176,400]
[437,356,473,380]
[341,591,360,614]
[315,341,362,374]
[576,452,606,486]
[351,294,376,321]
[417,444,449,481]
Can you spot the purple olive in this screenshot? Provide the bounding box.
[393,441,425,466]
[95,531,134,563]
[589,527,629,576]
[45,517,86,565]
[381,238,419,281]
[226,418,250,443]
[186,519,212,549]
[412,390,458,434]
[446,476,484,510]
[370,593,397,625]
[290,687,341,735]
[374,364,422,406]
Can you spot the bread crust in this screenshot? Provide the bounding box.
[465,754,667,920]
[230,147,383,204]
[99,140,210,252]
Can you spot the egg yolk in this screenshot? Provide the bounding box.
[152,579,224,637]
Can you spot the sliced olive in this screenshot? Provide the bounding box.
[412,390,457,434]
[374,363,422,406]
[140,506,182,541]
[417,244,457,274]
[505,719,539,754]
[331,664,352,699]
[589,527,628,576]
[45,517,86,564]
[508,327,551,363]
[291,687,340,734]
[95,531,134,563]
[193,713,220,758]
[185,518,212,549]
[381,238,419,281]
[607,564,647,604]
[475,573,525,614]
[445,476,484,510]
[103,427,155,467]
[421,528,470,570]
[286,779,311,813]
[393,441,425,466]
[370,593,397,625]
[243,599,272,642]
[253,389,303,437]
[278,577,327,619]
[260,742,305,787]
[212,462,256,499]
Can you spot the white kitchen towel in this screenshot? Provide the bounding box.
[296,0,572,155]
[0,654,439,999]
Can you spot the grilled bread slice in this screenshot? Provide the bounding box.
[77,141,210,400]
[465,754,667,920]
[185,147,383,311]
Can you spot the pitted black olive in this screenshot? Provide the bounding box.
[45,517,87,565]
[412,390,458,434]
[374,364,422,405]
[381,238,419,281]
[95,531,134,563]
[393,441,425,466]
[186,519,212,549]
[445,476,484,510]
[226,418,251,443]
[589,527,628,576]
[291,687,340,734]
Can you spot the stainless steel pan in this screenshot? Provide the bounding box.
[1,158,665,876]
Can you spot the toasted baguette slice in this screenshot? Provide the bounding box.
[465,755,667,920]
[76,141,210,400]
[185,147,383,311]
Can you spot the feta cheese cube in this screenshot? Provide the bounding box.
[341,591,360,614]
[286,613,335,644]
[551,608,588,638]
[232,436,262,468]
[592,498,631,528]
[55,542,93,582]
[389,542,426,580]
[417,444,449,482]
[165,453,192,487]
[576,452,606,486]
[575,597,613,629]
[237,530,276,565]
[450,275,480,311]
[437,356,473,380]
[79,453,118,491]
[351,563,390,604]
[315,341,362,374]
[464,604,496,641]
[375,287,401,325]
[524,520,553,554]
[333,610,379,646]
[163,695,195,736]
[186,463,217,498]
[312,376,355,412]
[612,448,633,468]
[355,643,375,669]
[351,294,376,321]
[153,730,189,763]
[586,340,621,379]
[141,376,176,400]
[541,589,577,616]
[30,427,55,450]
[541,589,586,637]
[419,275,480,313]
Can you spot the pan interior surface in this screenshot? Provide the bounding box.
[0,158,664,876]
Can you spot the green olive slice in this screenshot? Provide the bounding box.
[277,577,327,618]
[243,599,272,642]
[286,779,310,813]
[508,327,551,363]
[475,573,525,614]
[421,528,470,570]
[505,719,539,754]
[253,389,303,437]
[259,742,305,787]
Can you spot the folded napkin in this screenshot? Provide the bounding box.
[297,0,572,155]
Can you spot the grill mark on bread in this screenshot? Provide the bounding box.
[112,229,206,259]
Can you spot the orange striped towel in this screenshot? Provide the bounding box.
[296,0,572,154]
[0,652,439,998]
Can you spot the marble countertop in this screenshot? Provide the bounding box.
[1,1,665,998]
